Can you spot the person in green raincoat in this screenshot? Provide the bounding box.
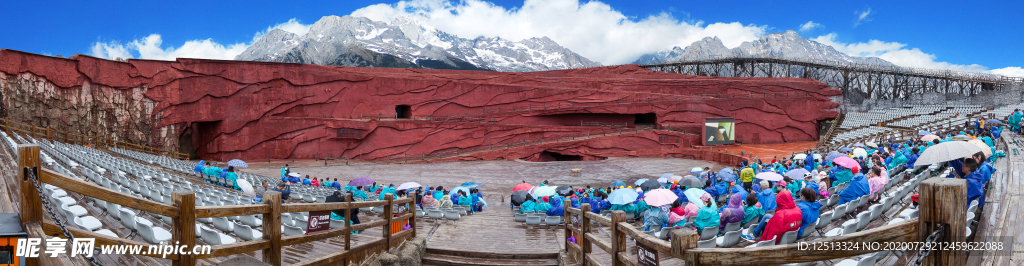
[692,194,721,236]
[520,197,537,213]
[887,150,907,170]
[742,193,765,225]
[633,199,650,220]
[1010,109,1022,133]
[609,202,638,216]
[353,187,369,200]
[534,196,552,213]
[784,178,800,199]
[457,191,473,213]
[225,166,239,190]
[833,166,854,185]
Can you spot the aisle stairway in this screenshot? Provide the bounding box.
[422,249,559,266]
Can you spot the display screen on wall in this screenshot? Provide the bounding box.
[703,118,735,145]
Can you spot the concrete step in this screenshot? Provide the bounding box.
[422,253,559,266]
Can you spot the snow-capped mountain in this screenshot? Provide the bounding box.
[237,15,601,72]
[634,30,893,66]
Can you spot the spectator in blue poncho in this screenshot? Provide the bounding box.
[547,196,565,216]
[332,178,342,190]
[756,181,777,211]
[837,173,870,205]
[962,158,986,208]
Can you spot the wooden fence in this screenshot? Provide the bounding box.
[562,178,967,266]
[16,144,415,266]
[2,118,189,160]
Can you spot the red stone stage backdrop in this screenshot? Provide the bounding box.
[0,49,840,162]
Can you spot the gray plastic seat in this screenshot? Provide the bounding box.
[137,218,172,244]
[200,226,237,245]
[427,210,445,222]
[444,210,461,223]
[233,222,263,241]
[815,211,834,235]
[212,217,234,232]
[697,237,717,248]
[525,215,542,225]
[854,211,872,231]
[779,230,798,245]
[723,222,741,232]
[544,216,562,226]
[824,219,859,238]
[330,219,347,229]
[240,215,262,227]
[716,230,740,247]
[282,224,305,236]
[754,236,776,247]
[699,226,717,240]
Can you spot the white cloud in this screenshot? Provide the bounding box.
[810,33,1024,76]
[89,19,309,61]
[991,67,1024,78]
[252,18,312,42]
[351,0,767,65]
[799,21,821,32]
[90,41,132,60]
[854,8,872,26]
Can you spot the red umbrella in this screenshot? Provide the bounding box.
[513,183,532,192]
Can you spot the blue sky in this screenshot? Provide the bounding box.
[2,0,1021,76]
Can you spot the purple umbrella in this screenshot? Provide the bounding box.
[349,176,374,187]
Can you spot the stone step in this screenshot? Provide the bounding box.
[422,253,559,266]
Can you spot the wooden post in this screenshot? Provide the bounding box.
[383,194,394,249]
[610,211,627,266]
[171,190,196,266]
[3,117,8,135]
[409,192,417,238]
[563,199,574,260]
[261,191,282,266]
[918,177,967,266]
[579,203,591,266]
[18,145,41,223]
[45,128,49,141]
[18,145,40,266]
[675,228,701,265]
[343,194,352,251]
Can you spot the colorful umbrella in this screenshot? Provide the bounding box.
[785,169,810,180]
[921,135,940,142]
[717,171,738,182]
[951,135,972,141]
[532,186,557,198]
[611,180,626,187]
[755,172,784,181]
[852,148,867,158]
[832,157,859,169]
[451,186,470,196]
[865,142,878,148]
[555,186,572,196]
[397,182,421,191]
[813,154,823,160]
[690,167,703,175]
[643,189,679,207]
[793,154,807,160]
[513,183,533,192]
[227,159,248,168]
[349,176,374,187]
[656,177,669,184]
[986,119,1004,125]
[638,180,662,191]
[288,172,301,178]
[824,151,845,162]
[915,141,984,166]
[840,147,853,152]
[677,176,704,188]
[967,139,992,157]
[460,182,482,189]
[511,191,530,206]
[608,188,639,205]
[236,179,254,195]
[853,143,865,147]
[919,131,932,136]
[669,175,683,183]
[634,179,650,186]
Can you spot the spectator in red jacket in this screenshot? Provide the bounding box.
[759,190,803,244]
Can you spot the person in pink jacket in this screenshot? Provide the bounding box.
[758,190,803,244]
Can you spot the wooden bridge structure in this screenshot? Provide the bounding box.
[641,57,1024,100]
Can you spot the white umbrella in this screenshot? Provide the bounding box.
[236,179,255,195]
[397,182,421,191]
[287,172,300,178]
[852,148,867,158]
[914,141,984,166]
[967,140,992,157]
[793,154,807,160]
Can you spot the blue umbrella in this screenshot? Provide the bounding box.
[986,119,1004,125]
[608,188,639,205]
[634,179,650,186]
[690,167,703,175]
[785,169,810,180]
[840,147,853,152]
[918,131,932,136]
[717,171,738,182]
[227,159,248,168]
[460,182,482,189]
[611,180,626,187]
[853,142,865,147]
[659,173,673,179]
[192,160,205,172]
[824,151,845,162]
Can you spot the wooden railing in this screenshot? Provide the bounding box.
[2,118,189,160]
[562,178,967,266]
[17,144,416,266]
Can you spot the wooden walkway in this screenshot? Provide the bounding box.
[969,132,1024,266]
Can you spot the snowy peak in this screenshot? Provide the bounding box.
[236,15,601,72]
[634,31,893,66]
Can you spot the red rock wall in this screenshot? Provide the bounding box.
[0,49,840,162]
